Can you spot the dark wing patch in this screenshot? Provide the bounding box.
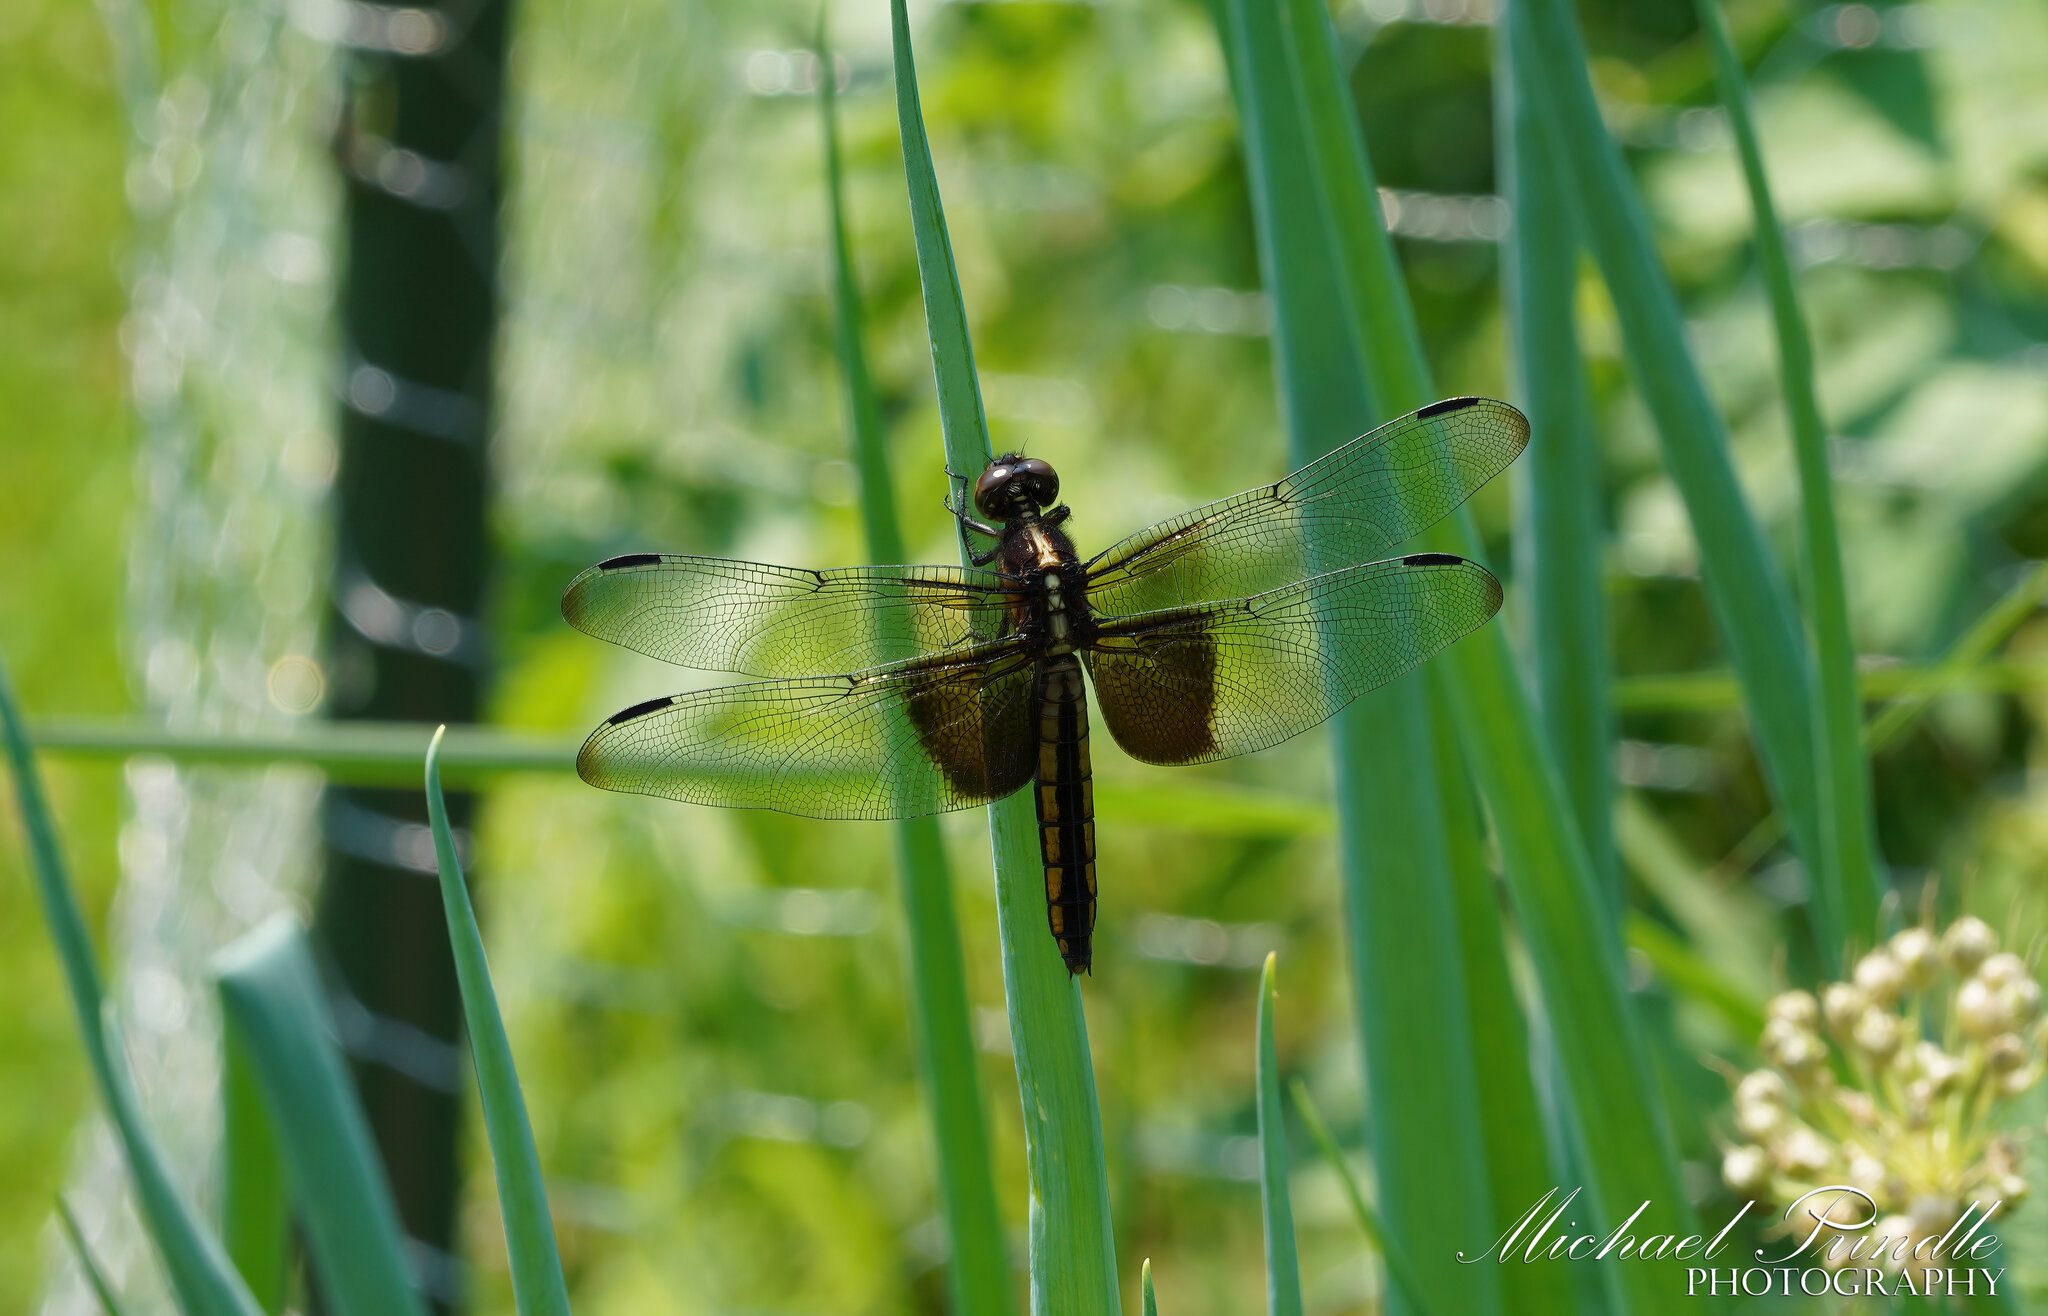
[608,695,677,724]
[562,554,1018,679]
[1083,397,1525,618]
[576,642,1038,820]
[1084,555,1502,765]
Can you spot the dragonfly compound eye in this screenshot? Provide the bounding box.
[973,461,1018,518]
[1013,457,1059,508]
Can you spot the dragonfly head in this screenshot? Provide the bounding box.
[974,454,1060,520]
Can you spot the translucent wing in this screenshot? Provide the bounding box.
[576,642,1038,820]
[1083,553,1501,765]
[562,553,1019,678]
[1084,397,1526,617]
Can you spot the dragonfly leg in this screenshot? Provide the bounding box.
[945,491,1003,563]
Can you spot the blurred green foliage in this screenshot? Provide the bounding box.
[7,0,2048,1312]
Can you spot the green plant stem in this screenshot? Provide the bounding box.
[819,23,1013,1312]
[0,658,261,1316]
[424,728,572,1316]
[59,1198,133,1316]
[1514,0,1877,967]
[890,4,1118,1312]
[1495,0,1616,898]
[221,1029,288,1314]
[1254,955,1303,1316]
[1696,0,1884,953]
[1140,1259,1157,1316]
[1287,1082,1436,1316]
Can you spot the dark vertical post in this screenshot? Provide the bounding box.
[316,1,512,1305]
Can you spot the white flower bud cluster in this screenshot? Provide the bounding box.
[1720,918,2043,1248]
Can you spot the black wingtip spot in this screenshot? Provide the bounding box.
[1403,552,1465,567]
[1417,396,1481,419]
[598,552,663,571]
[607,696,675,725]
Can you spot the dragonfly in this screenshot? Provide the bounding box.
[564,396,1527,973]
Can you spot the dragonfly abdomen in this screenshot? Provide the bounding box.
[1033,654,1097,974]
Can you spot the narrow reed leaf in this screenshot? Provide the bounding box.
[1252,5,1704,1310]
[59,1198,132,1316]
[1254,956,1303,1316]
[1514,0,1872,963]
[1141,1259,1157,1316]
[1219,2,1501,1311]
[889,5,1118,1313]
[1697,0,1885,942]
[819,22,1014,1313]
[221,1029,288,1314]
[214,919,428,1316]
[1494,0,1616,896]
[1287,1082,1435,1316]
[0,659,262,1316]
[1428,713,1578,1316]
[425,728,573,1316]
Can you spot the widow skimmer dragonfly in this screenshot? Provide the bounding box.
[565,396,1526,973]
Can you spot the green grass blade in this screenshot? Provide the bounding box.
[1254,956,1303,1316]
[1140,1259,1157,1316]
[424,728,572,1316]
[220,1029,287,1314]
[1218,2,1502,1311]
[214,919,428,1316]
[1696,0,1884,943]
[1287,1082,1435,1316]
[819,22,1014,1313]
[0,658,262,1316]
[1247,4,1704,1310]
[59,1197,133,1316]
[1494,0,1617,897]
[1514,0,1876,965]
[889,5,1117,1313]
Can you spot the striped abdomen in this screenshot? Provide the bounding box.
[1033,654,1096,974]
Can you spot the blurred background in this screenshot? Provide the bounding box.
[4,0,2047,1311]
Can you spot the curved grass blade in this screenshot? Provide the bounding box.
[214,919,428,1316]
[0,659,261,1316]
[819,21,1014,1314]
[1141,1259,1157,1316]
[1514,0,1879,964]
[1696,0,1885,939]
[1254,955,1303,1316]
[1494,0,1616,898]
[889,5,1118,1312]
[1252,3,1703,1310]
[59,1197,132,1316]
[1217,2,1503,1310]
[220,1028,288,1314]
[1287,1082,1434,1316]
[425,727,573,1316]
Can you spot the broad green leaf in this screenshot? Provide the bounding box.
[1215,1,1501,1311]
[1254,956,1302,1316]
[1241,2,1704,1310]
[819,20,1014,1312]
[1697,0,1885,953]
[424,728,572,1316]
[0,658,261,1316]
[214,919,428,1316]
[1495,0,1616,898]
[1514,0,1880,963]
[888,4,1118,1312]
